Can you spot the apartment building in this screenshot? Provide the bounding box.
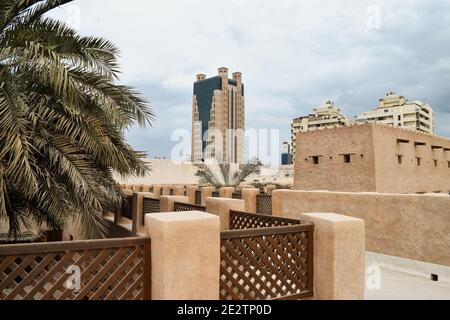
[356,92,434,134]
[291,101,352,161]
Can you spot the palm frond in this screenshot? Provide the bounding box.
[0,0,154,239]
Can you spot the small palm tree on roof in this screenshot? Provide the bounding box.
[195,160,262,188]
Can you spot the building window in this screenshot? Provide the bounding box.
[434,160,438,167]
[312,156,319,165]
[397,155,403,164]
[417,157,422,166]
[343,154,351,163]
[448,161,450,168]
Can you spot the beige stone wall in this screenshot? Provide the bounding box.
[294,123,450,193]
[372,125,450,193]
[273,190,450,267]
[115,159,198,185]
[294,124,377,192]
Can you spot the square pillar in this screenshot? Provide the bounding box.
[133,184,143,192]
[174,186,185,196]
[142,184,152,192]
[206,198,245,230]
[242,188,260,213]
[219,187,235,198]
[146,212,220,300]
[160,196,189,212]
[161,185,169,196]
[201,187,216,206]
[265,184,277,195]
[186,186,199,204]
[152,185,162,197]
[300,213,365,300]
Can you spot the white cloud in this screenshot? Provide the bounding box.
[48,0,450,156]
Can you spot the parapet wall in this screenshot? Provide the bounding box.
[273,190,450,267]
[372,124,450,193]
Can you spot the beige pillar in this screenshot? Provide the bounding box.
[132,192,156,235]
[300,213,365,300]
[132,184,143,192]
[160,196,189,212]
[161,185,171,196]
[206,198,245,230]
[186,186,199,204]
[219,187,235,198]
[152,185,162,197]
[242,188,260,213]
[146,212,220,300]
[201,187,215,206]
[142,184,152,192]
[266,184,277,195]
[174,186,185,196]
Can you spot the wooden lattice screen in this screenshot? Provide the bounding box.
[121,195,133,220]
[212,191,220,198]
[142,197,160,224]
[232,192,242,200]
[0,237,151,300]
[220,224,314,300]
[256,194,272,215]
[174,202,206,212]
[229,210,301,230]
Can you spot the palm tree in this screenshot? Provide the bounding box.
[0,0,154,239]
[195,161,261,188]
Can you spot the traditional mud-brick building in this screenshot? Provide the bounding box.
[294,123,450,193]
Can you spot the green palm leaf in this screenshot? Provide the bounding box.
[0,0,153,239]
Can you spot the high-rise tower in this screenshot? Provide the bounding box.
[192,67,245,163]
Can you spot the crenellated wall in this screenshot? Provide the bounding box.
[294,123,450,193]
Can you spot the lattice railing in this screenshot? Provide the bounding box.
[143,197,160,214]
[142,197,160,224]
[212,191,220,198]
[232,192,242,200]
[0,237,151,300]
[121,195,133,220]
[195,190,202,205]
[174,202,206,212]
[229,210,301,230]
[220,224,314,300]
[256,194,272,215]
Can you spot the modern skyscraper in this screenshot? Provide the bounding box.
[192,67,245,164]
[355,92,435,134]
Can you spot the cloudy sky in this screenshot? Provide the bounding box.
[50,0,450,158]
